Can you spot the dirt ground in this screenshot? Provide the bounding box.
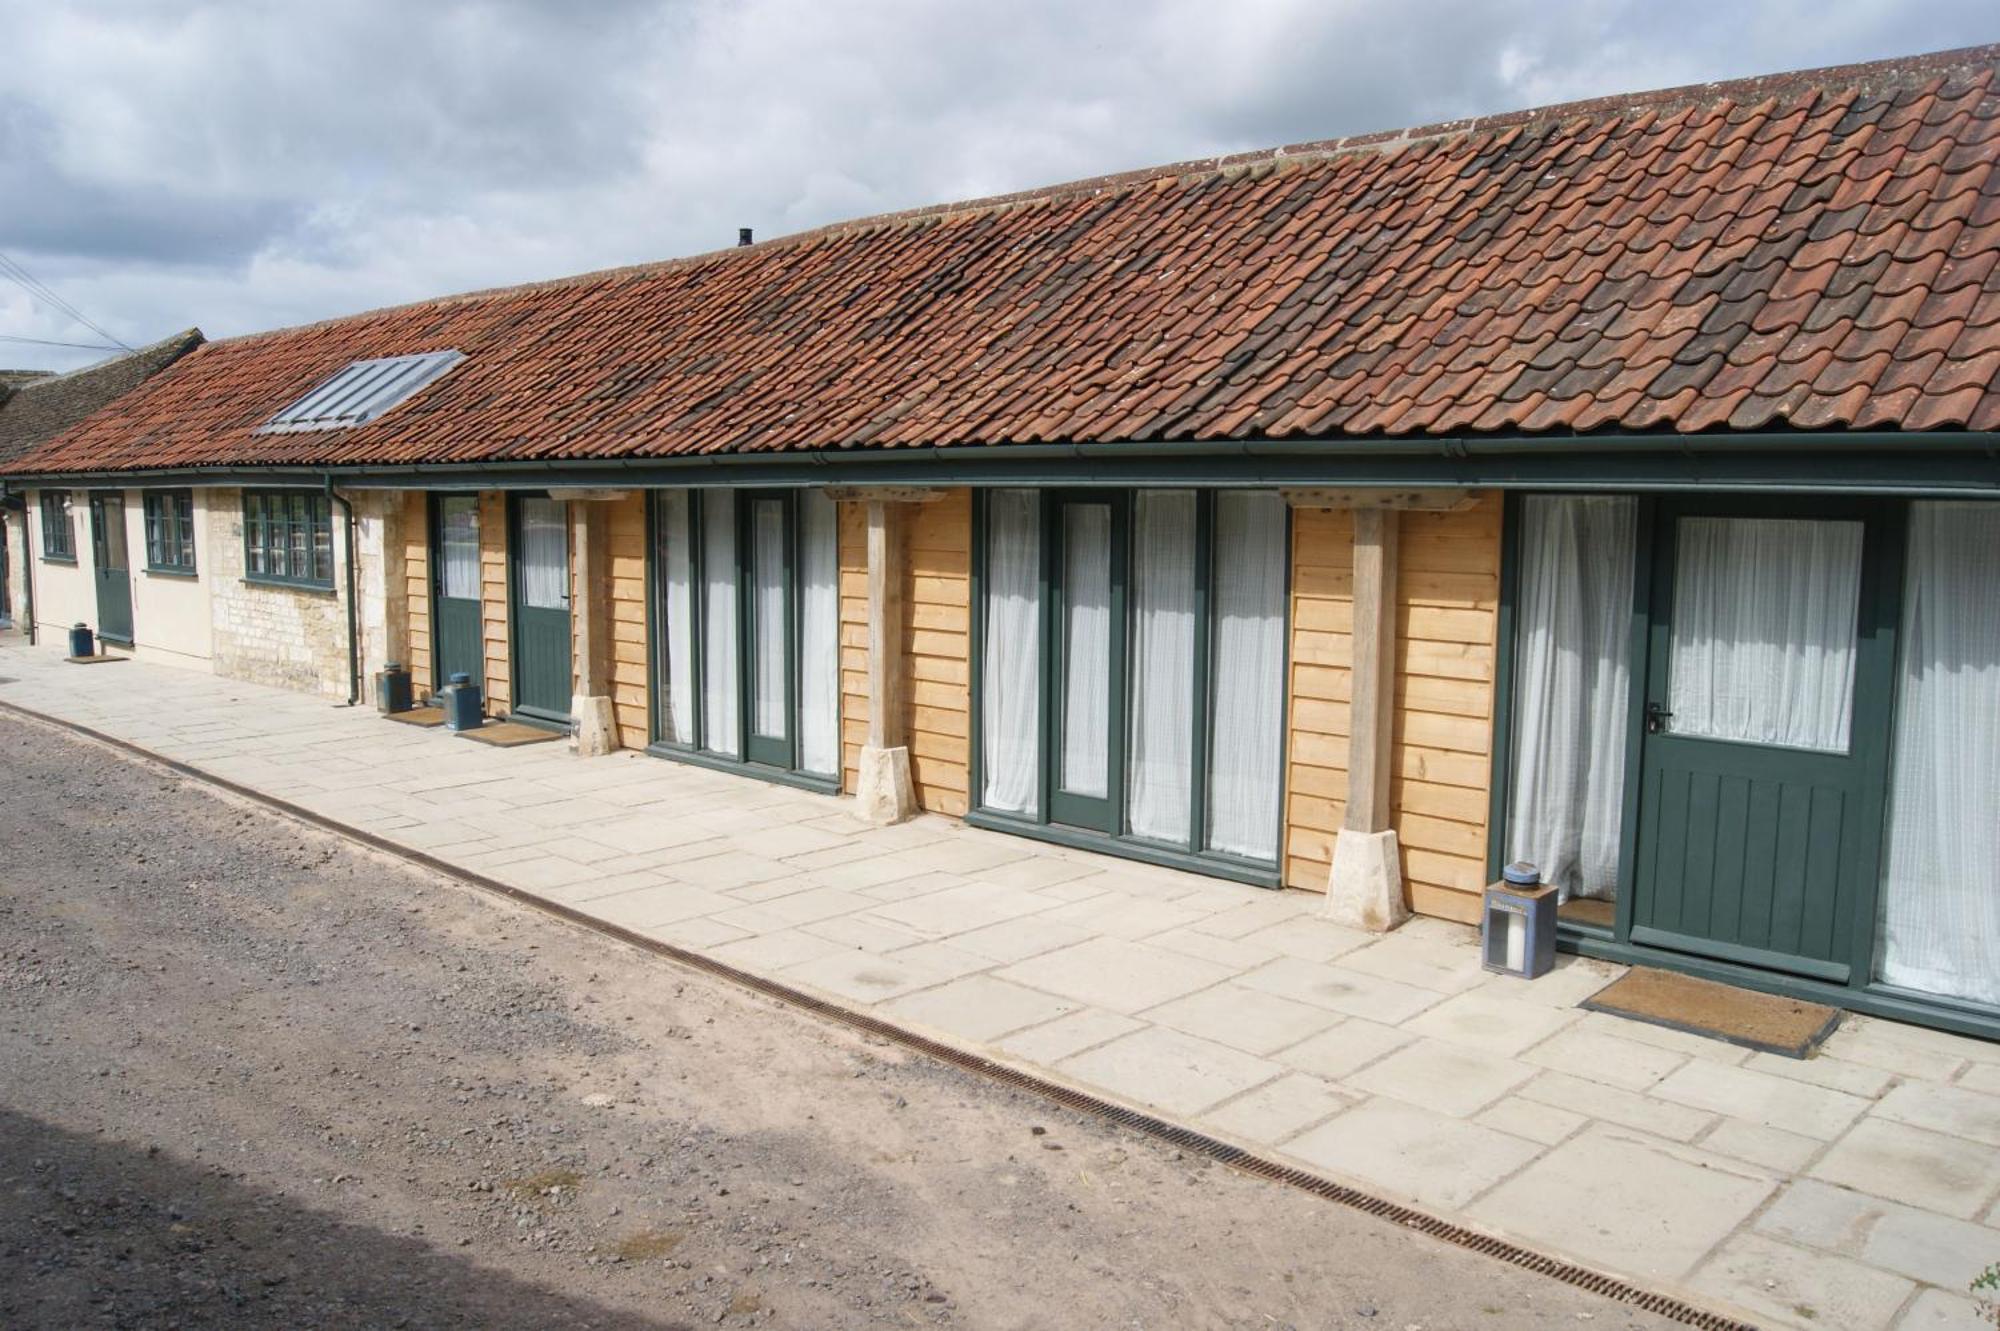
[0,711,1677,1330]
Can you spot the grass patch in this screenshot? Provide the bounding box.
[502,1167,583,1201]
[615,1228,687,1261]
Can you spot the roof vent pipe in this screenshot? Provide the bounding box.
[738,228,753,247]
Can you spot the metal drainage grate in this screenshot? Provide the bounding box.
[0,698,1758,1331]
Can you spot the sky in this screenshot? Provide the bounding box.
[1,0,1993,372]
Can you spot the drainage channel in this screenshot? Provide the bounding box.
[1,698,1758,1331]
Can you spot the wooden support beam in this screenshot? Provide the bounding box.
[568,500,619,756]
[824,486,946,506]
[1283,487,1484,512]
[866,499,907,752]
[545,488,631,503]
[1345,506,1398,832]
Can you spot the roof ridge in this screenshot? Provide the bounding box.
[195,42,2000,354]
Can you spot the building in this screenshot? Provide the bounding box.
[0,330,205,638]
[2,47,1995,1040]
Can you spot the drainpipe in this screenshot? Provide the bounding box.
[1,490,33,645]
[326,476,360,706]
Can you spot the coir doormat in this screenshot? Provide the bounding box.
[457,721,563,748]
[1582,966,1841,1059]
[384,706,446,728]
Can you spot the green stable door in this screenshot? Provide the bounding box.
[509,494,573,727]
[431,495,485,694]
[1630,500,1899,985]
[89,491,134,645]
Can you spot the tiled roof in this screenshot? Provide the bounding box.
[11,46,2000,477]
[0,329,204,466]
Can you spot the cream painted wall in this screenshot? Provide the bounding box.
[126,489,215,670]
[24,488,96,643]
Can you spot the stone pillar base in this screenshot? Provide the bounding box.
[570,694,621,758]
[1323,828,1410,933]
[855,744,918,825]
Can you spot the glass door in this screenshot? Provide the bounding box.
[1631,500,1896,983]
[430,494,483,692]
[1048,493,1124,833]
[508,494,572,724]
[89,491,134,645]
[743,492,795,769]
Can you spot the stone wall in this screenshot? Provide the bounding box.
[205,487,355,699]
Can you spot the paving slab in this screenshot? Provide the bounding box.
[1400,988,1581,1058]
[1872,1081,2000,1148]
[1811,1118,2000,1219]
[1689,1232,1915,1331]
[1271,1019,1413,1081]
[1514,1071,1717,1142]
[1651,1058,1871,1141]
[1343,1037,1536,1118]
[1237,956,1444,1025]
[1286,1098,1542,1211]
[996,937,1235,1015]
[1520,1025,1689,1091]
[1468,1123,1778,1282]
[1058,1026,1283,1117]
[1141,984,1342,1057]
[996,1008,1143,1065]
[883,975,1079,1043]
[1201,1073,1355,1142]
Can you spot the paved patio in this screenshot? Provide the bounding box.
[3,637,1997,1329]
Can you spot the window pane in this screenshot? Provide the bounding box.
[312,502,333,583]
[1668,517,1861,753]
[440,497,480,600]
[1206,492,1286,862]
[750,499,788,741]
[700,491,740,757]
[518,498,567,609]
[1506,496,1636,901]
[1126,491,1196,845]
[1058,503,1112,799]
[657,490,696,745]
[1878,502,2000,1007]
[796,490,841,776]
[981,491,1041,815]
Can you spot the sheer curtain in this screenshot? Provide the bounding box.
[982,491,1041,815]
[441,499,479,600]
[1126,491,1196,844]
[701,491,740,757]
[1207,491,1287,862]
[797,490,841,777]
[751,499,787,740]
[520,498,568,609]
[1668,517,1862,752]
[1880,502,2000,1007]
[1060,504,1112,797]
[657,490,696,745]
[1507,496,1636,900]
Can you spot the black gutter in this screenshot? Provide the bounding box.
[326,477,360,706]
[0,490,33,646]
[8,431,2000,493]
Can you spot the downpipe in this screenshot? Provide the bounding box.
[326,477,360,707]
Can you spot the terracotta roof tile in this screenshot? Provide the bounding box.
[12,45,2000,478]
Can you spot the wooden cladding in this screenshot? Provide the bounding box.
[1285,494,1503,923]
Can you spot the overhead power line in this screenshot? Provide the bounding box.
[0,333,126,352]
[0,248,134,353]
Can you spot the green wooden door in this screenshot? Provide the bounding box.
[742,493,796,769]
[1630,500,1898,984]
[89,492,134,645]
[1047,493,1126,834]
[509,494,572,725]
[430,495,484,692]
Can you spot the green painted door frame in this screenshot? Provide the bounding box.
[1047,490,1127,835]
[88,490,134,645]
[429,493,484,694]
[507,492,573,726]
[740,490,797,771]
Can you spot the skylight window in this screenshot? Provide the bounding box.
[258,349,464,433]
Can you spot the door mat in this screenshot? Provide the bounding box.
[1582,967,1840,1059]
[64,654,128,665]
[458,721,564,747]
[385,706,446,728]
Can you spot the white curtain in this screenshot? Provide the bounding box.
[1207,491,1287,861]
[1668,517,1861,753]
[1506,497,1636,900]
[1060,504,1112,797]
[1879,502,2000,1007]
[1126,491,1196,844]
[701,491,740,757]
[982,491,1041,815]
[658,489,695,745]
[520,498,568,609]
[441,498,479,600]
[751,499,787,739]
[797,490,841,776]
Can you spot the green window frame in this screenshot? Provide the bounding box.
[968,487,1292,886]
[143,489,197,574]
[40,490,75,561]
[242,489,334,589]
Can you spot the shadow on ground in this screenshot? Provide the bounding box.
[0,1108,680,1330]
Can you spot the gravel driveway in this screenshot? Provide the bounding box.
[0,711,1674,1329]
